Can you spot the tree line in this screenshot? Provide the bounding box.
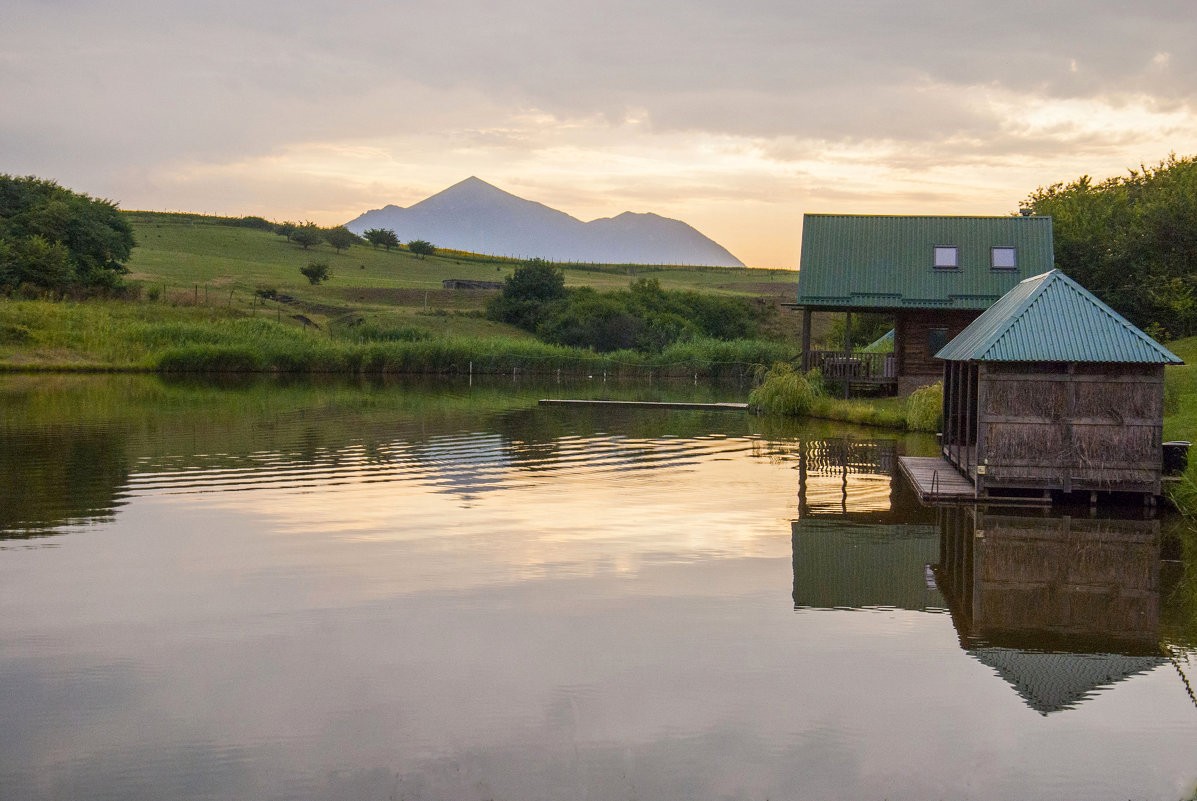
[0,174,134,294]
[1020,153,1197,340]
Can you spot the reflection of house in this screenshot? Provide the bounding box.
[794,214,1054,395]
[791,519,944,612]
[782,436,933,520]
[937,270,1183,499]
[935,507,1165,714]
[790,436,942,610]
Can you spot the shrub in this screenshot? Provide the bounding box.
[300,262,329,285]
[748,362,822,416]
[905,381,943,432]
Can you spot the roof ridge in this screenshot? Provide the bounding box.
[980,270,1056,360]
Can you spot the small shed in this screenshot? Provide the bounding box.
[793,214,1055,395]
[936,269,1183,499]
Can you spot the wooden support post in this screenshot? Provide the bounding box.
[801,309,812,371]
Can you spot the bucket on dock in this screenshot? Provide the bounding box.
[1163,441,1191,475]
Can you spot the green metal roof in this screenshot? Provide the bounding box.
[936,269,1183,363]
[795,214,1055,310]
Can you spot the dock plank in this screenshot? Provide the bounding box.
[898,456,976,503]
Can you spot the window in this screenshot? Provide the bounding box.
[991,246,1017,269]
[927,327,949,355]
[933,246,958,270]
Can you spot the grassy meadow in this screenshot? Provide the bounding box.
[122,211,800,336]
[0,211,801,376]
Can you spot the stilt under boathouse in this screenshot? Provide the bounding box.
[934,269,1184,503]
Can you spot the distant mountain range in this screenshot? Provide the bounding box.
[344,177,744,267]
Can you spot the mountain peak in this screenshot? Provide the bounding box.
[345,180,744,266]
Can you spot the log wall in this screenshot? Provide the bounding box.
[895,309,979,381]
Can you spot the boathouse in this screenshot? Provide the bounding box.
[936,269,1183,500]
[794,214,1055,395]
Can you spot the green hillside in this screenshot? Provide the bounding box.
[121,211,799,339]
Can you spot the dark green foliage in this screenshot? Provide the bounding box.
[300,261,330,285]
[363,228,400,250]
[486,258,568,330]
[237,216,276,232]
[490,265,767,354]
[275,221,297,240]
[325,225,359,253]
[827,312,892,350]
[0,174,135,293]
[407,239,436,258]
[291,223,324,250]
[1021,154,1197,338]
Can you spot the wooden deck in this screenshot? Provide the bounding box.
[898,456,977,503]
[538,399,748,412]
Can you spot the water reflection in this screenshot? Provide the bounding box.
[788,436,1191,716]
[935,507,1167,714]
[3,375,1196,800]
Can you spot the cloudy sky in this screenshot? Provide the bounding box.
[4,0,1195,267]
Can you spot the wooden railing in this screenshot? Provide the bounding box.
[803,350,897,383]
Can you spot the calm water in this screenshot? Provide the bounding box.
[1,375,1195,801]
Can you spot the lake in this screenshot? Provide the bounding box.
[1,374,1195,801]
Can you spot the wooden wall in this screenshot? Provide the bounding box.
[895,309,979,380]
[975,362,1165,495]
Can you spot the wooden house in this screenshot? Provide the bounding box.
[937,269,1184,500]
[794,214,1055,395]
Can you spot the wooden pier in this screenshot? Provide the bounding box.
[538,399,748,412]
[897,456,977,503]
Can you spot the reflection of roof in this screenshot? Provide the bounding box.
[970,647,1165,715]
[936,269,1183,363]
[791,519,945,612]
[796,214,1054,310]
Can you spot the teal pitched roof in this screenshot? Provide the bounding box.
[936,270,1183,364]
[795,214,1055,310]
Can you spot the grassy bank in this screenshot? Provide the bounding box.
[0,298,792,378]
[1163,336,1197,515]
[747,362,942,432]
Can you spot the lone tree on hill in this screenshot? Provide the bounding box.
[363,227,400,250]
[0,174,135,293]
[300,261,330,285]
[325,225,359,254]
[291,223,324,250]
[407,239,436,259]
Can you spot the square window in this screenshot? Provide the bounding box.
[928,327,949,355]
[933,246,958,269]
[991,247,1017,269]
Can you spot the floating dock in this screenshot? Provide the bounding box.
[538,399,748,412]
[897,456,977,503]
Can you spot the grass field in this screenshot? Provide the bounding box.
[121,211,802,338]
[1163,336,1197,514]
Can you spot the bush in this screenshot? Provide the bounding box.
[905,381,943,432]
[300,262,329,285]
[748,362,822,416]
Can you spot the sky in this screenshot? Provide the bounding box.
[3,0,1196,268]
